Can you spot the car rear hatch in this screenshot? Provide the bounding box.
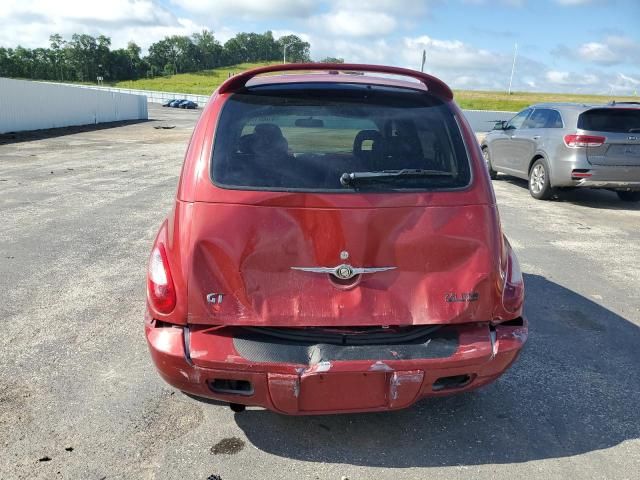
[187,202,501,327]
[580,107,640,166]
[185,80,500,328]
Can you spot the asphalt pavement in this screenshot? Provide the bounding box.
[1,104,639,480]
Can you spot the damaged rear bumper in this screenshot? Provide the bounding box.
[145,318,528,415]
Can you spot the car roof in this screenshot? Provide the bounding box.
[529,102,640,111]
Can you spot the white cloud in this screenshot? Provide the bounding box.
[0,0,637,95]
[306,33,544,91]
[311,11,397,38]
[545,70,599,86]
[336,0,434,14]
[272,30,311,43]
[462,0,525,5]
[0,0,205,50]
[606,72,640,95]
[555,0,597,4]
[557,35,640,66]
[578,42,618,65]
[546,70,570,83]
[171,0,314,18]
[617,72,640,86]
[402,36,507,70]
[107,17,208,51]
[0,0,174,26]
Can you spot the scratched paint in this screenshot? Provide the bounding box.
[390,372,424,401]
[314,361,332,373]
[369,360,393,372]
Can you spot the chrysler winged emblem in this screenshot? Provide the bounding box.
[291,251,396,280]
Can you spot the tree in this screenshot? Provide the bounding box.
[223,31,285,64]
[67,34,99,81]
[320,57,344,64]
[13,46,34,78]
[96,35,111,79]
[125,42,146,79]
[0,30,316,83]
[49,34,66,80]
[192,30,223,69]
[147,35,200,75]
[277,35,311,63]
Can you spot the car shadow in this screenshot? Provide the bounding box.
[0,118,152,146]
[497,175,640,211]
[232,273,640,467]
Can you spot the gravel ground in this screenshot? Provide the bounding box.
[1,105,639,480]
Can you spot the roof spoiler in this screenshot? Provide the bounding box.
[217,63,453,100]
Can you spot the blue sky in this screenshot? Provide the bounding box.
[1,0,638,94]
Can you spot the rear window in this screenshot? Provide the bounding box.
[211,84,471,192]
[578,108,640,133]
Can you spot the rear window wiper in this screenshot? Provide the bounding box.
[340,168,454,187]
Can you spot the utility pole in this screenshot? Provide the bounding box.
[508,43,518,95]
[420,49,426,72]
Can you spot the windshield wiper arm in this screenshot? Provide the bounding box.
[340,169,453,187]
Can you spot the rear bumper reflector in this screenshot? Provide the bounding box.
[572,169,593,179]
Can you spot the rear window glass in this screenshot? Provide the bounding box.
[578,108,640,133]
[211,84,471,192]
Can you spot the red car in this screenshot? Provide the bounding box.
[145,63,527,415]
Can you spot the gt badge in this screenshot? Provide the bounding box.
[206,293,224,304]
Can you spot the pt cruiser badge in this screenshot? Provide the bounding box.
[291,251,396,280]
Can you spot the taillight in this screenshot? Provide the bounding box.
[571,169,592,179]
[564,134,606,148]
[147,243,176,314]
[503,248,524,314]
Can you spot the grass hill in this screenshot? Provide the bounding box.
[114,62,638,111]
[114,62,279,95]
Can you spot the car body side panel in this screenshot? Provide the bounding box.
[483,109,534,178]
[514,127,542,175]
[486,130,510,170]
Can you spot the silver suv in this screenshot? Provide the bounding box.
[480,103,640,201]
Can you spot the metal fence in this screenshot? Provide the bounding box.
[31,81,517,133]
[1,78,148,134]
[42,82,211,106]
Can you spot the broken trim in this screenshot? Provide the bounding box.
[241,325,441,346]
[183,326,194,366]
[232,327,459,365]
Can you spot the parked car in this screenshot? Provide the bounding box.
[481,102,640,201]
[178,100,198,109]
[169,99,186,107]
[145,63,527,415]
